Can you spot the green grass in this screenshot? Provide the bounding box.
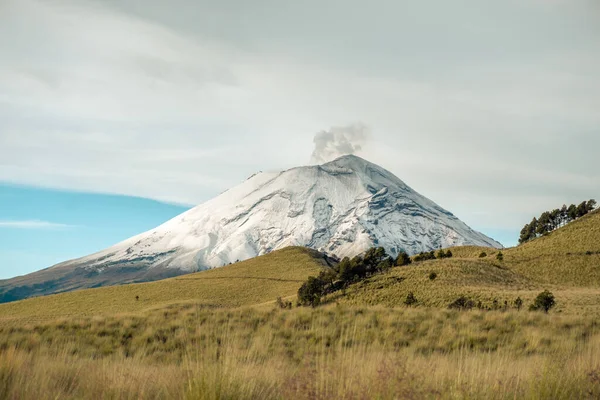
[0,247,325,323]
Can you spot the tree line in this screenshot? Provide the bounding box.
[296,246,453,307]
[519,199,596,244]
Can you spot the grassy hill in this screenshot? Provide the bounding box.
[333,210,600,313]
[504,209,600,286]
[0,247,327,323]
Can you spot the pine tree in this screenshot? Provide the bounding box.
[587,199,597,213]
[395,251,412,266]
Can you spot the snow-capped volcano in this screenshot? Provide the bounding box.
[0,155,501,302]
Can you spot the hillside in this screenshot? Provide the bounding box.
[0,247,327,323]
[334,210,600,313]
[2,210,599,323]
[504,209,600,286]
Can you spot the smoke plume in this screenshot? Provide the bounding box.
[310,123,370,164]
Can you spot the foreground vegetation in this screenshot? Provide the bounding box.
[2,303,600,399]
[2,207,600,398]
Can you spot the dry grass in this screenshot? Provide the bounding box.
[499,210,600,286]
[0,247,324,324]
[335,211,600,312]
[1,304,600,399]
[2,212,600,398]
[332,258,600,315]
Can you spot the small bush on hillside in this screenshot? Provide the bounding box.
[479,252,487,258]
[428,272,437,281]
[276,297,292,309]
[496,252,504,262]
[448,296,476,310]
[529,290,556,313]
[395,251,412,266]
[514,297,523,311]
[404,292,418,306]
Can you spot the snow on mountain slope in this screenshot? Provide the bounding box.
[0,155,502,303]
[72,154,502,271]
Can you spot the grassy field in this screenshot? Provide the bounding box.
[2,211,600,398]
[0,247,325,323]
[1,304,600,399]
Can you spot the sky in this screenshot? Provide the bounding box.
[1,0,599,279]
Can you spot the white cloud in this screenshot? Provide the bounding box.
[0,220,77,230]
[0,0,599,236]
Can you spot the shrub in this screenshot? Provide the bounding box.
[376,257,394,273]
[297,276,325,307]
[448,296,475,310]
[496,252,504,262]
[414,251,436,262]
[428,272,437,281]
[479,252,487,258]
[436,250,453,259]
[529,290,556,313]
[276,297,292,309]
[514,297,523,311]
[395,251,412,266]
[492,299,499,310]
[404,292,418,306]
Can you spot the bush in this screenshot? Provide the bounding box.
[276,297,292,309]
[514,297,523,311]
[436,249,453,259]
[414,251,436,262]
[479,252,487,258]
[529,290,556,313]
[448,296,475,310]
[297,276,326,307]
[395,251,412,266]
[428,272,437,281]
[404,292,418,306]
[496,252,504,262]
[492,299,499,310]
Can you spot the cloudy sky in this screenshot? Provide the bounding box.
[1,0,599,277]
